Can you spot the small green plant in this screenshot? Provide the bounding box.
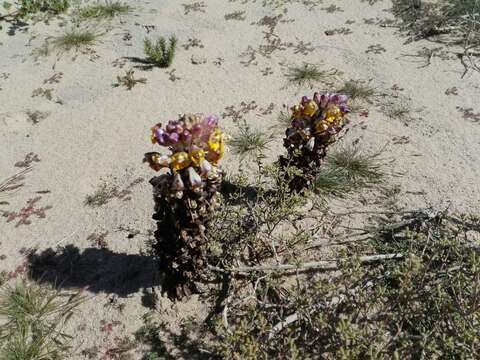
[312,166,353,197]
[52,29,100,51]
[380,97,414,123]
[392,0,480,76]
[143,36,177,68]
[77,0,132,20]
[134,313,168,358]
[0,280,85,360]
[284,63,342,89]
[313,146,385,198]
[18,0,69,16]
[230,120,274,162]
[338,79,376,103]
[224,10,246,21]
[113,69,147,90]
[84,178,134,207]
[327,145,385,185]
[26,110,49,124]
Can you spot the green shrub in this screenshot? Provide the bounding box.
[143,36,177,68]
[18,0,69,16]
[208,212,480,359]
[77,0,132,20]
[0,280,85,359]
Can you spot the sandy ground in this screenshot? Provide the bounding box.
[1,0,480,358]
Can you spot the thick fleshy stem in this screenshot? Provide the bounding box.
[150,170,222,299]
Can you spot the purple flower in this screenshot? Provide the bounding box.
[192,123,202,137]
[167,132,179,144]
[155,128,165,145]
[320,94,330,108]
[339,104,350,113]
[166,121,178,132]
[206,115,218,127]
[338,94,348,104]
[181,129,192,143]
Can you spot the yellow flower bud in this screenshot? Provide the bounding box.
[189,149,206,167]
[314,120,329,134]
[302,100,318,117]
[170,152,191,171]
[291,104,302,119]
[207,129,225,164]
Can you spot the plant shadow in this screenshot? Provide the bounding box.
[220,178,259,205]
[27,245,162,297]
[6,18,29,36]
[123,56,155,71]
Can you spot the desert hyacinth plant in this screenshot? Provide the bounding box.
[144,114,226,299]
[280,92,350,191]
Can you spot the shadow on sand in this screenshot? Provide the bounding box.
[122,56,156,71]
[27,245,161,297]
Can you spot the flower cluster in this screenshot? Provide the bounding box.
[285,92,350,150]
[144,114,226,197]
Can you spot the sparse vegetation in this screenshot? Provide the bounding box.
[52,29,100,52]
[313,145,386,198]
[284,63,342,89]
[113,69,146,90]
[0,0,68,29]
[391,0,480,76]
[18,0,69,16]
[338,79,376,103]
[77,0,132,20]
[0,280,84,360]
[380,96,414,123]
[83,177,140,207]
[182,1,206,15]
[230,120,274,162]
[26,110,49,124]
[143,36,177,68]
[203,212,480,359]
[224,10,246,21]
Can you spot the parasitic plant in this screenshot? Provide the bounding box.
[280,92,350,192]
[144,114,226,299]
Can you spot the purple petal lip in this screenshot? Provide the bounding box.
[166,121,178,132]
[155,128,164,139]
[168,132,179,144]
[181,130,192,142]
[192,123,202,135]
[175,125,184,134]
[205,115,219,128]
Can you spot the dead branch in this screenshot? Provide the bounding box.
[209,253,403,275]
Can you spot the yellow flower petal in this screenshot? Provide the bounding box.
[302,100,318,117]
[171,152,191,171]
[189,149,206,167]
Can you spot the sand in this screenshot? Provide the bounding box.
[1,0,479,358]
